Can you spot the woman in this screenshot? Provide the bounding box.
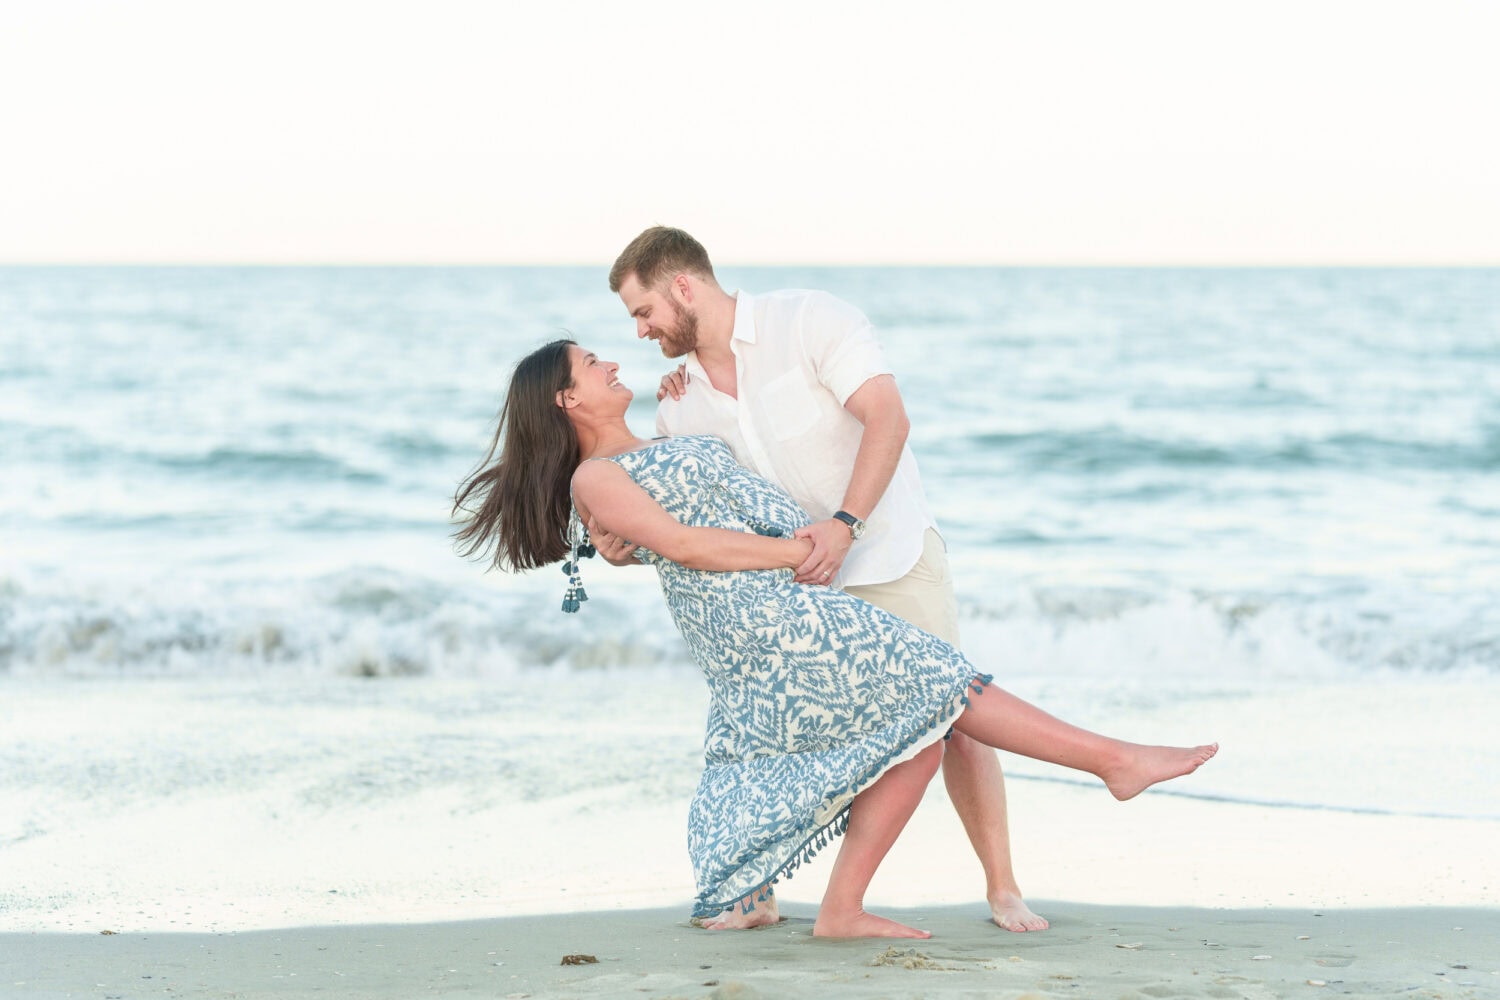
[454,340,1217,939]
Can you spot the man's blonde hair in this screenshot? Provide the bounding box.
[609,226,716,293]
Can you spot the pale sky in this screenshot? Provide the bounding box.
[1,0,1496,265]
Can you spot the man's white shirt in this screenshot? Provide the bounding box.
[655,289,938,588]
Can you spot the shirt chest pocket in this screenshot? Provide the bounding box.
[759,369,821,440]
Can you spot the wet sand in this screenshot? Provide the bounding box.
[5,902,1497,999]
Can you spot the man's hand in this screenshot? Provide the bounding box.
[587,516,641,567]
[656,363,690,402]
[792,518,854,585]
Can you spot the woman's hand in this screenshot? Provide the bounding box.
[657,364,690,402]
[793,518,853,586]
[588,516,640,566]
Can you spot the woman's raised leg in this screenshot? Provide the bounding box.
[813,742,944,939]
[952,684,1217,800]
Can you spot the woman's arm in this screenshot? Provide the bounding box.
[572,460,811,572]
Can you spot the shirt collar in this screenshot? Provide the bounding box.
[730,289,757,345]
[681,289,755,380]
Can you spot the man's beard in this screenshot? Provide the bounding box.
[656,302,700,358]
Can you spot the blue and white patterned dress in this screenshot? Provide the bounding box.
[566,435,990,918]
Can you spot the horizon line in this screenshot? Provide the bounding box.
[2,260,1498,269]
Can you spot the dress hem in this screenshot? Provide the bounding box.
[689,671,993,918]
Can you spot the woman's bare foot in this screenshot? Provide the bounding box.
[695,892,780,930]
[813,908,931,939]
[1102,742,1218,801]
[989,890,1048,932]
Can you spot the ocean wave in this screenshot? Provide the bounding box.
[374,429,472,461]
[958,427,1500,474]
[958,585,1500,679]
[2,419,470,490]
[153,446,386,482]
[3,568,1494,682]
[0,567,692,680]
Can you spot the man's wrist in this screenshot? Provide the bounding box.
[831,510,866,540]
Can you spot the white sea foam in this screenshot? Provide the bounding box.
[4,559,1491,684]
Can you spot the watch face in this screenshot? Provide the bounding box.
[835,511,865,538]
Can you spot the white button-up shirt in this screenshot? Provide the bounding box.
[655,289,938,588]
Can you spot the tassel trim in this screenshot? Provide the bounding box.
[559,508,597,614]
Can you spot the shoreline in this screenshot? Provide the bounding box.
[6,675,1499,937]
[6,902,1496,1000]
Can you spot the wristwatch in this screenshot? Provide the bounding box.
[832,510,866,540]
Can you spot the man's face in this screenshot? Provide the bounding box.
[619,274,699,359]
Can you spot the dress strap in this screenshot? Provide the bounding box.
[560,507,596,614]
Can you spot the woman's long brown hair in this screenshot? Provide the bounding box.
[452,339,578,570]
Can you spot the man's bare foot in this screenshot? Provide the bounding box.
[989,890,1048,932]
[695,893,780,930]
[813,908,931,939]
[1102,742,1218,801]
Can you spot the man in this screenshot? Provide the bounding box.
[595,226,1046,933]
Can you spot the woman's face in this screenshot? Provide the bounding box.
[564,345,633,410]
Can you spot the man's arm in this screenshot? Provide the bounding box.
[792,374,910,584]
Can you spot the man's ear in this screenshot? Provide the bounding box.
[672,273,694,304]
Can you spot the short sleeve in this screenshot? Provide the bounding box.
[798,292,893,405]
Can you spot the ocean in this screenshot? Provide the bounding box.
[3,266,1498,929]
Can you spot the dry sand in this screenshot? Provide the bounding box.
[5,902,1496,1000]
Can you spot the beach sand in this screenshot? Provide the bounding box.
[6,902,1497,999]
[6,777,1498,999]
[5,679,1498,998]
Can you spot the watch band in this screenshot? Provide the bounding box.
[832,510,866,539]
